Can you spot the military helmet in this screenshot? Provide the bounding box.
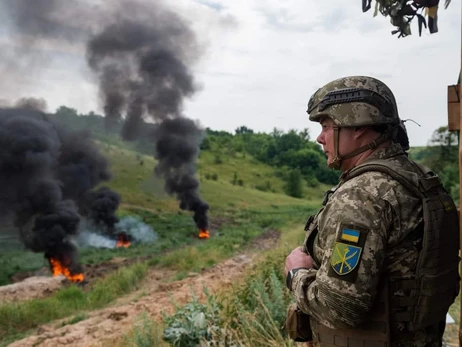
[307,76,400,128]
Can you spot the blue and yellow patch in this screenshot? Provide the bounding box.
[340,228,360,243]
[330,242,362,276]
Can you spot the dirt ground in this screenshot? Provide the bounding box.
[5,229,281,347]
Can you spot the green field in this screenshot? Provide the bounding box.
[0,137,327,280]
[1,131,459,346]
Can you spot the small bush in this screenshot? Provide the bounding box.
[217,251,296,346]
[232,172,238,185]
[214,155,223,164]
[162,289,223,346]
[255,181,272,192]
[305,176,319,188]
[285,169,303,198]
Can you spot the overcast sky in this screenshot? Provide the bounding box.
[0,0,460,146]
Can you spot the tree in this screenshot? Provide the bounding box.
[298,128,310,141]
[362,0,453,38]
[285,168,303,198]
[235,126,254,135]
[55,105,78,118]
[424,126,458,170]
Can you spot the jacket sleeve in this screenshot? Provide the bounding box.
[291,180,391,328]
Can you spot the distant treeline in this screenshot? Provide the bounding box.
[49,106,459,201]
[408,126,459,204]
[50,106,340,188]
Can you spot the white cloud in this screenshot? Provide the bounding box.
[0,0,459,146]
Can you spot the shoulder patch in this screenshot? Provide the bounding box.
[340,228,360,243]
[328,224,369,283]
[330,242,362,275]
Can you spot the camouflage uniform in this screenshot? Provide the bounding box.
[293,143,447,346]
[288,76,459,346]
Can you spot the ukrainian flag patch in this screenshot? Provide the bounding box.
[340,228,360,243]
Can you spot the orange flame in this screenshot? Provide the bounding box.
[116,234,131,248]
[49,258,84,283]
[199,229,210,239]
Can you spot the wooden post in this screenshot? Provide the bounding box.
[459,20,462,345]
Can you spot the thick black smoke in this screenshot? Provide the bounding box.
[86,2,210,230]
[153,118,209,230]
[54,127,121,232]
[0,108,81,271]
[1,0,209,231]
[0,105,120,272]
[81,187,121,234]
[14,97,48,112]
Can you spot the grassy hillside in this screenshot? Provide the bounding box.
[102,144,329,212]
[0,138,327,286]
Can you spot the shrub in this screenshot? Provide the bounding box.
[162,289,223,346]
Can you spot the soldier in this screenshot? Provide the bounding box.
[284,76,460,346]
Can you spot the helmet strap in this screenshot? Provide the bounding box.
[328,127,391,171]
[328,125,342,170]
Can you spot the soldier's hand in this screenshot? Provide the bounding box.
[285,246,314,276]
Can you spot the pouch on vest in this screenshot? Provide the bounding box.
[283,303,313,342]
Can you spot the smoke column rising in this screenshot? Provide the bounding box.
[86,1,210,231]
[1,0,210,232]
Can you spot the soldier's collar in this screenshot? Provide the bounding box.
[339,143,404,182]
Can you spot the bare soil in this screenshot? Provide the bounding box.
[5,229,281,347]
[0,276,67,303]
[2,257,147,302]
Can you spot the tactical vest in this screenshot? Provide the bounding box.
[303,158,460,346]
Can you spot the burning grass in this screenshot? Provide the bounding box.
[198,229,210,239]
[49,258,85,283]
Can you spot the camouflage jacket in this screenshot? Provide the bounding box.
[291,143,446,346]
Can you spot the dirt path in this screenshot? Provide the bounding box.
[7,230,280,347]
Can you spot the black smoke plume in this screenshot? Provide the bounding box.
[0,107,82,272]
[153,118,209,230]
[81,187,121,234]
[54,126,121,233]
[0,104,120,273]
[1,0,209,231]
[86,2,209,231]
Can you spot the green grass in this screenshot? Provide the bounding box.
[0,251,47,285]
[101,144,328,213]
[120,312,166,347]
[154,206,315,274]
[0,262,148,345]
[59,313,88,327]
